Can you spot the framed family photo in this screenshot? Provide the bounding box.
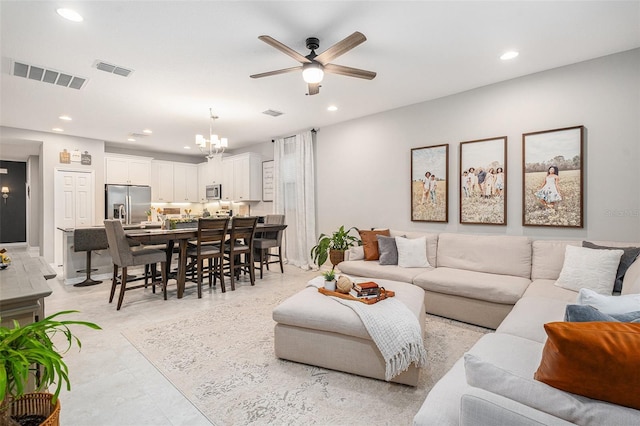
[459,136,507,225]
[522,126,584,228]
[411,144,449,222]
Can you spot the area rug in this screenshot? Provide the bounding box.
[123,283,490,426]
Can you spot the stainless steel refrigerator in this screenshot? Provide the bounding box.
[105,184,151,224]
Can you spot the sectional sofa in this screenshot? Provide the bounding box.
[338,231,640,425]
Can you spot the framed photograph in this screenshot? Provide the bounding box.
[411,144,449,222]
[262,160,274,202]
[459,136,507,225]
[523,126,584,228]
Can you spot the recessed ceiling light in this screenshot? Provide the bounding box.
[59,115,72,121]
[500,51,519,61]
[127,138,136,142]
[56,8,83,22]
[52,127,64,132]
[327,105,338,112]
[143,129,153,134]
[183,146,191,150]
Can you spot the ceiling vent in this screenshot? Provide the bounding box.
[262,109,284,117]
[11,60,88,90]
[94,60,134,77]
[128,132,149,139]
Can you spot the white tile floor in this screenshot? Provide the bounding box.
[43,260,318,425]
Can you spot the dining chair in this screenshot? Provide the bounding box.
[186,217,229,297]
[253,214,285,279]
[104,220,167,310]
[223,216,258,291]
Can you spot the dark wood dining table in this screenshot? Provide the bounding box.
[125,223,287,298]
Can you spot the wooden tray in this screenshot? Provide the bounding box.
[318,286,395,305]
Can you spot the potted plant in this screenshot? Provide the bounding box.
[310,226,361,268]
[0,310,101,426]
[322,268,337,291]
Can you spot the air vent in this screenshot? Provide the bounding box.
[94,60,134,77]
[11,60,88,90]
[128,133,149,138]
[262,109,284,117]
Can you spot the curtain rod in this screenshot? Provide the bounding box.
[271,128,317,142]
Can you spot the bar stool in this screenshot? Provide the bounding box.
[73,227,109,287]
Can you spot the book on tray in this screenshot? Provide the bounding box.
[350,281,380,299]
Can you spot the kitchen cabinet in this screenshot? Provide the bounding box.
[197,157,223,203]
[174,163,198,202]
[105,155,152,185]
[221,153,262,201]
[151,161,174,202]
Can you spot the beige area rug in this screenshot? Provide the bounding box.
[123,280,490,426]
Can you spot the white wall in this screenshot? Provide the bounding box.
[316,49,640,242]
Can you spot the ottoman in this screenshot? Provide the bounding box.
[272,277,426,386]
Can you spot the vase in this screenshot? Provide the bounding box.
[324,279,336,291]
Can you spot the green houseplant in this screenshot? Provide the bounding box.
[310,226,361,268]
[0,310,101,425]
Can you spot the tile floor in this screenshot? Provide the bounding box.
[41,257,318,425]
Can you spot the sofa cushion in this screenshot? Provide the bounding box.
[535,322,640,411]
[436,233,532,279]
[466,353,640,425]
[333,259,430,284]
[555,245,623,294]
[522,279,578,301]
[358,229,390,261]
[376,235,399,265]
[564,304,640,323]
[622,257,640,295]
[413,267,530,304]
[389,229,438,267]
[576,287,640,315]
[531,240,580,280]
[496,296,569,343]
[396,236,430,268]
[582,241,640,293]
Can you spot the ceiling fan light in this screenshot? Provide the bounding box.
[302,63,324,83]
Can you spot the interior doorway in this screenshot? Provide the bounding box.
[0,161,27,243]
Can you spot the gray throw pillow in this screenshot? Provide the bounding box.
[582,241,640,294]
[564,304,640,323]
[377,235,399,265]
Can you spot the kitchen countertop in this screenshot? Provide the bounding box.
[57,222,162,233]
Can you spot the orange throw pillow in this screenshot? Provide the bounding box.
[358,229,390,261]
[534,321,640,410]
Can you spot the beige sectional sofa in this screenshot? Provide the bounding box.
[338,231,640,425]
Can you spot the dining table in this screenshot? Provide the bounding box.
[125,222,287,298]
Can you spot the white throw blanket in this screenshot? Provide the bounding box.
[308,277,427,380]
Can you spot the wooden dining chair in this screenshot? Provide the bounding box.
[186,217,229,297]
[253,214,285,279]
[104,220,167,310]
[223,216,258,291]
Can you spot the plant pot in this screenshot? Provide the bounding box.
[329,249,345,267]
[324,279,337,291]
[0,393,60,426]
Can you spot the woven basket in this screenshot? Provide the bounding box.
[329,249,345,267]
[0,393,60,426]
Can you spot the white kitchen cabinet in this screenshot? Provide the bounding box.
[197,162,212,203]
[221,153,262,201]
[174,163,198,202]
[105,155,152,185]
[151,161,174,202]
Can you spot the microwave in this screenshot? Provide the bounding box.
[206,184,222,200]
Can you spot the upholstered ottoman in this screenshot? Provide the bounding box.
[272,277,426,386]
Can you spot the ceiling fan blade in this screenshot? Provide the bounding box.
[250,66,302,79]
[314,31,367,64]
[258,35,311,64]
[307,83,320,95]
[323,63,376,80]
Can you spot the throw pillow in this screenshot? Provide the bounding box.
[564,304,640,323]
[395,236,430,268]
[464,354,640,425]
[534,321,640,410]
[576,288,640,315]
[346,245,365,261]
[377,235,399,265]
[582,241,640,294]
[555,245,624,294]
[358,229,390,261]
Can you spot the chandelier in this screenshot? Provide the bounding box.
[195,108,228,160]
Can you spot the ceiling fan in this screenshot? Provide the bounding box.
[250,31,376,95]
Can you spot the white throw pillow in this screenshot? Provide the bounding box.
[577,288,640,315]
[346,245,364,261]
[555,245,624,295]
[395,236,430,268]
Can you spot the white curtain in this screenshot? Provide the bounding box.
[273,130,316,269]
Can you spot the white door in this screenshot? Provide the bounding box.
[54,170,95,266]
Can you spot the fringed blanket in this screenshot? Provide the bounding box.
[308,277,427,380]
